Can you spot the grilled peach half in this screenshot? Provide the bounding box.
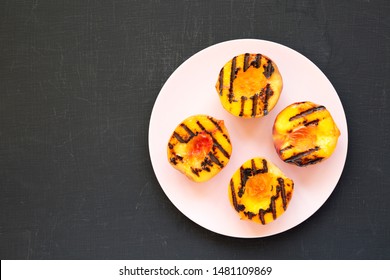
[229,157,294,225]
[215,53,283,118]
[167,115,232,182]
[272,101,340,167]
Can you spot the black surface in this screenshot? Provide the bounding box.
[1,0,389,260]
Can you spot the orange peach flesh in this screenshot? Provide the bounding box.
[187,132,213,159]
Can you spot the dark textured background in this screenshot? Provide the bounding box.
[1,0,389,259]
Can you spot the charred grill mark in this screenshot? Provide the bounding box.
[231,180,245,212]
[207,116,223,132]
[207,116,231,144]
[244,211,256,220]
[284,147,320,164]
[238,167,245,197]
[244,53,262,71]
[196,121,230,159]
[304,119,319,127]
[289,106,326,121]
[173,123,197,143]
[170,157,178,165]
[238,167,249,197]
[218,68,224,96]
[208,152,224,168]
[270,197,277,220]
[239,96,247,117]
[299,157,324,167]
[251,159,257,172]
[180,123,196,138]
[251,93,259,117]
[196,120,206,131]
[261,84,273,116]
[191,167,201,177]
[263,159,268,172]
[228,92,235,103]
[230,180,239,211]
[211,136,230,158]
[168,143,173,149]
[243,53,250,72]
[263,59,275,79]
[228,56,238,103]
[280,145,293,153]
[254,159,268,175]
[252,54,262,68]
[259,209,266,225]
[256,177,290,224]
[201,156,213,171]
[278,178,287,210]
[173,132,186,143]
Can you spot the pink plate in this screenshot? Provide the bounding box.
[148,39,348,238]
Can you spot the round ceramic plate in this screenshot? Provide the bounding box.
[148,39,348,238]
